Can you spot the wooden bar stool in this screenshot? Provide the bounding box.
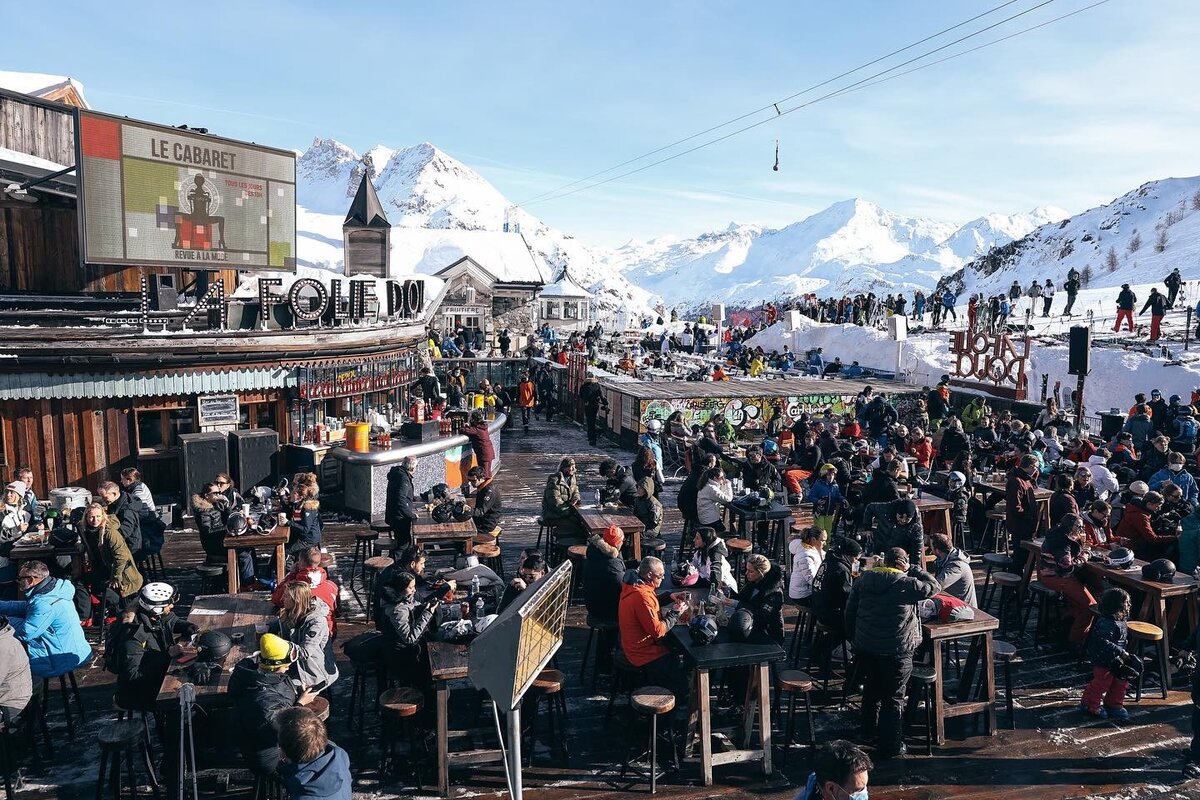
[566,545,588,604]
[1128,621,1170,700]
[788,603,815,667]
[535,517,553,553]
[137,552,166,583]
[991,640,1021,729]
[474,542,505,581]
[362,556,393,609]
[0,719,14,800]
[344,633,384,737]
[980,553,1014,610]
[677,517,697,563]
[1021,581,1063,651]
[580,614,619,691]
[774,670,815,764]
[991,572,1024,639]
[195,564,225,595]
[379,687,425,785]
[904,665,938,756]
[42,671,86,742]
[622,686,678,794]
[726,538,753,588]
[94,718,161,800]
[349,529,380,606]
[979,503,1009,553]
[605,650,640,724]
[525,668,569,766]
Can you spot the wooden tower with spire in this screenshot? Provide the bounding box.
[342,173,391,278]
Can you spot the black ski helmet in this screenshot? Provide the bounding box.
[1142,558,1177,583]
[195,630,232,663]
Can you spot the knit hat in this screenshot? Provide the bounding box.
[258,633,294,668]
[1129,481,1149,497]
[4,481,26,496]
[602,525,624,550]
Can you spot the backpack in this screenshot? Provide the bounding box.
[72,581,94,622]
[1177,416,1198,442]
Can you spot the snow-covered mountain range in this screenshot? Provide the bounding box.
[293,135,1195,321]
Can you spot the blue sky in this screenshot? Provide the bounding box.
[2,0,1197,246]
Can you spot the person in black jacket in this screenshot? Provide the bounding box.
[862,498,924,565]
[1113,284,1137,333]
[845,547,940,759]
[1141,287,1168,342]
[192,484,230,564]
[937,419,971,470]
[97,481,143,561]
[810,537,861,653]
[580,373,608,446]
[735,554,785,645]
[863,459,904,506]
[228,633,319,776]
[375,569,437,687]
[582,527,625,674]
[106,582,197,711]
[678,450,716,524]
[599,460,637,507]
[385,456,419,547]
[466,466,502,535]
[498,554,546,614]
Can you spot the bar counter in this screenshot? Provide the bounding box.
[329,414,505,522]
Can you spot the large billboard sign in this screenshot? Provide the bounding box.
[77,110,296,270]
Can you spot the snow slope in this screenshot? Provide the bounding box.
[948,177,1200,299]
[294,138,655,324]
[613,200,1065,307]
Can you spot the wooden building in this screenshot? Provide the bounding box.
[538,269,592,333]
[0,76,429,502]
[431,253,545,338]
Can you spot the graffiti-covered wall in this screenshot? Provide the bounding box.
[639,394,860,434]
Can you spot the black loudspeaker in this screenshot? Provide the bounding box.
[229,429,279,494]
[178,432,229,513]
[149,274,177,311]
[1068,326,1091,376]
[1099,413,1124,440]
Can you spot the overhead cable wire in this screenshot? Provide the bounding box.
[521,0,1084,208]
[516,0,1028,205]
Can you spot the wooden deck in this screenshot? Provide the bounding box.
[19,415,1200,799]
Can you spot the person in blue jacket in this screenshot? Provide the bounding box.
[277,707,352,799]
[0,559,92,678]
[941,290,958,322]
[1149,451,1199,509]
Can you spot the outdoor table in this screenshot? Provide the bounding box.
[223,526,288,594]
[1021,538,1199,661]
[921,610,999,745]
[412,516,477,557]
[427,640,505,797]
[157,594,276,706]
[575,505,644,561]
[10,537,83,577]
[912,495,954,543]
[976,479,1053,531]
[721,499,793,559]
[671,625,785,785]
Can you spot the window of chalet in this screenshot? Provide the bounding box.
[136,407,197,452]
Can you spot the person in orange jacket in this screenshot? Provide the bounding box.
[516,371,538,432]
[618,556,688,700]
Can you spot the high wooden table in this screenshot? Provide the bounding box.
[976,479,1053,530]
[1021,538,1199,662]
[912,495,954,543]
[575,506,644,561]
[721,499,794,560]
[224,527,287,594]
[10,537,83,577]
[671,626,785,785]
[157,594,276,706]
[412,516,477,557]
[427,640,505,797]
[922,610,998,745]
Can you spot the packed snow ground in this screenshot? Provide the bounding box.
[745,283,1200,416]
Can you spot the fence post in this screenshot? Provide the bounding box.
[1187,306,1192,352]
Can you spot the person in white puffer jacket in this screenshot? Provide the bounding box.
[1086,453,1120,499]
[788,526,827,604]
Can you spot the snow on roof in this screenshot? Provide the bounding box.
[0,146,70,174]
[421,229,548,284]
[540,273,592,298]
[0,71,88,106]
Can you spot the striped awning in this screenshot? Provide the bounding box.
[0,367,294,400]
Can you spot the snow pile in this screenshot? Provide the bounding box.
[745,310,1200,410]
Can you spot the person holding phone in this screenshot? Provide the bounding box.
[376,571,437,689]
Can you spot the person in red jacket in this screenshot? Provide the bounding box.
[1007,455,1042,571]
[1116,491,1177,561]
[617,556,687,698]
[462,411,496,479]
[840,415,863,439]
[906,429,934,476]
[271,546,337,636]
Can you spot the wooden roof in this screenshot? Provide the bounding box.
[599,375,909,400]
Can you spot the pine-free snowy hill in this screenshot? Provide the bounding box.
[945,177,1200,298]
[294,138,655,321]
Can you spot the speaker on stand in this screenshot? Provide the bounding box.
[228,429,279,494]
[178,432,229,514]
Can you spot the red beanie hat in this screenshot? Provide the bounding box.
[602,525,624,550]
